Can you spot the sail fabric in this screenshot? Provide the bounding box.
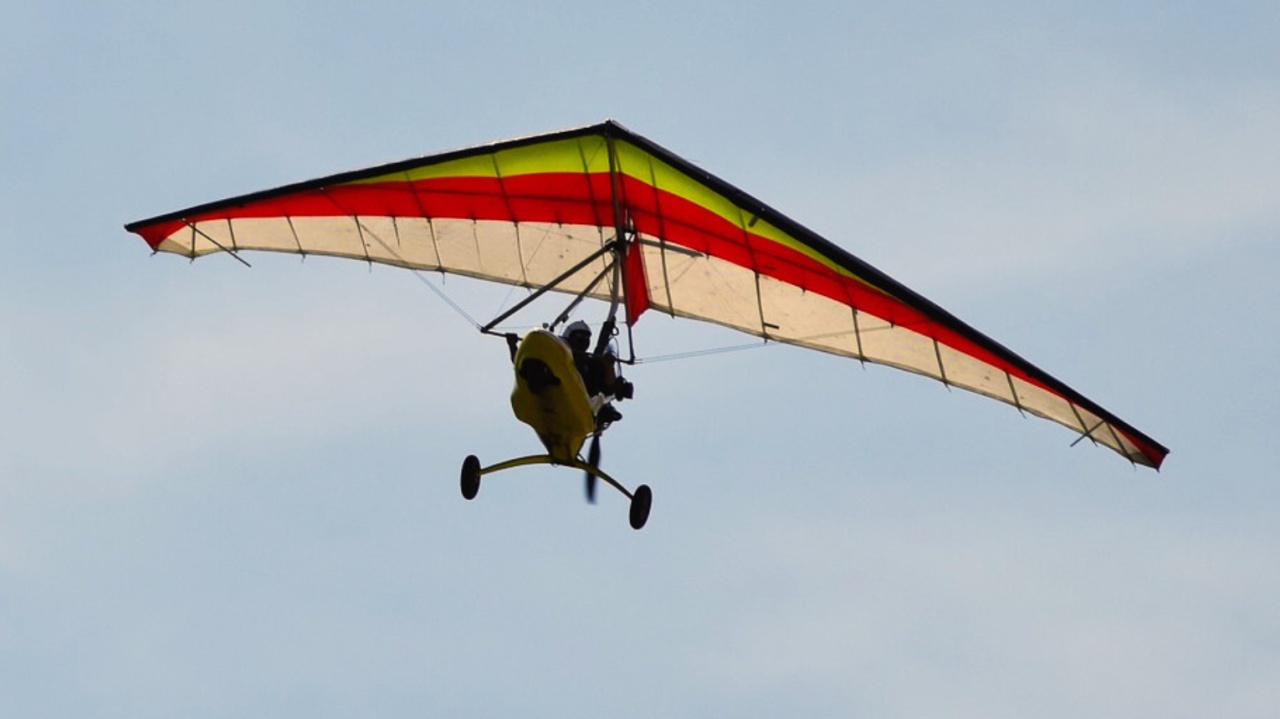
[126,121,1167,468]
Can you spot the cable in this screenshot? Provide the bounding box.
[634,340,771,364]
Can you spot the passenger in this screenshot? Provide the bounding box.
[561,320,633,424]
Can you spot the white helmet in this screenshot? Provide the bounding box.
[562,320,591,339]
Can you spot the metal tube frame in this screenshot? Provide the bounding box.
[479,239,621,336]
[477,454,634,500]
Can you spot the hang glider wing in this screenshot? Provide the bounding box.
[125,120,1168,469]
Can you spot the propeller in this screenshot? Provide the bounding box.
[584,431,601,503]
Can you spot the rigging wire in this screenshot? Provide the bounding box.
[406,268,484,330]
[338,211,484,331]
[633,340,772,364]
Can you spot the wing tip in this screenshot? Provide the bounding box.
[1131,443,1169,471]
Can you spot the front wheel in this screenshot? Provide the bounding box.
[461,455,481,500]
[629,484,652,530]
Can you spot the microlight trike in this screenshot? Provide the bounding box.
[126,121,1168,531]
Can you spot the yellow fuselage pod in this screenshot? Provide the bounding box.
[511,329,595,463]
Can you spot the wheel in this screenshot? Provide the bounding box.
[629,484,652,530]
[461,455,481,500]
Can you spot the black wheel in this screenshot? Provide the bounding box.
[629,484,652,530]
[461,455,481,500]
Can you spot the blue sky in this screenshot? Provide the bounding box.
[3,2,1278,717]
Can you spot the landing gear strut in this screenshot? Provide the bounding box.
[458,454,651,530]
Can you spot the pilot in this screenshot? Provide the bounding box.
[561,320,633,424]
